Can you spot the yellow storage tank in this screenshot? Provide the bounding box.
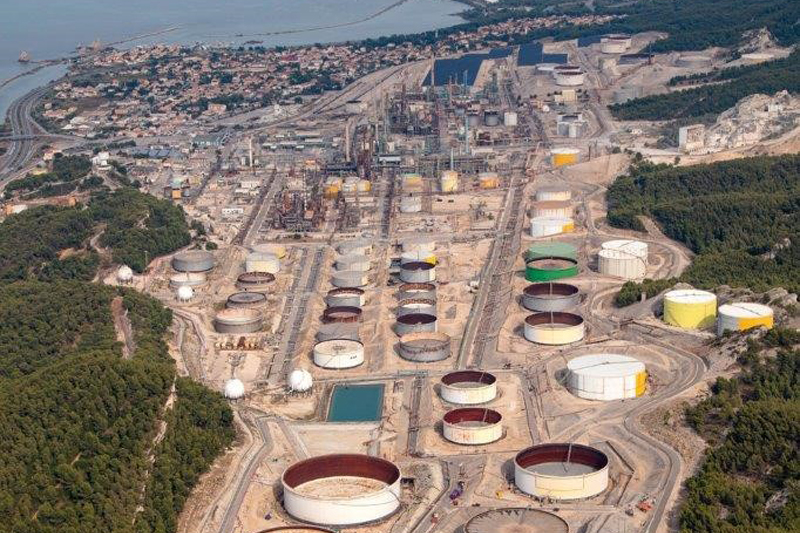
[358,179,372,192]
[324,184,340,199]
[478,172,499,189]
[663,289,717,329]
[551,147,580,167]
[402,173,423,192]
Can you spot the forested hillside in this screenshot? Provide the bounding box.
[0,190,233,533]
[609,51,800,121]
[680,329,800,532]
[606,155,800,301]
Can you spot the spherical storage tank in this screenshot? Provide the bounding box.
[443,408,503,445]
[530,217,574,238]
[397,332,450,362]
[535,186,571,202]
[515,443,609,500]
[245,252,280,274]
[399,261,436,283]
[281,454,401,525]
[440,170,459,193]
[289,369,313,392]
[598,240,648,280]
[525,256,579,282]
[663,289,717,329]
[440,371,497,405]
[313,339,365,369]
[176,285,194,302]
[213,308,263,334]
[223,378,245,400]
[522,283,580,312]
[172,250,214,272]
[717,302,774,336]
[532,200,572,219]
[524,312,585,345]
[566,354,646,401]
[551,147,580,167]
[464,508,570,533]
[116,265,133,283]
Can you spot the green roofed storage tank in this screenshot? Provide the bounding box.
[526,242,578,261]
[525,256,579,282]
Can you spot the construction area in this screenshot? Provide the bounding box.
[95,29,798,533]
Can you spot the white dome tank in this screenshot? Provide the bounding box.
[223,378,245,399]
[566,353,647,401]
[117,265,133,283]
[288,369,313,392]
[176,285,194,301]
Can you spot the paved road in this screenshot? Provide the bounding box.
[0,86,49,182]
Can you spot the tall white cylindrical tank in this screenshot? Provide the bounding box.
[600,35,630,54]
[331,270,368,288]
[313,339,365,369]
[566,354,647,401]
[442,408,503,445]
[281,454,401,525]
[440,371,498,405]
[598,243,647,280]
[400,250,436,265]
[399,196,423,213]
[554,71,584,86]
[535,186,572,202]
[717,302,774,336]
[399,262,436,283]
[335,254,371,272]
[245,252,280,274]
[663,289,717,329]
[514,444,609,500]
[532,200,572,219]
[530,216,575,237]
[172,250,215,272]
[503,112,518,127]
[440,170,458,193]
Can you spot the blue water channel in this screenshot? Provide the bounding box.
[327,384,385,422]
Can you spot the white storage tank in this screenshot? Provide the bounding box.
[530,216,575,238]
[313,339,365,369]
[176,285,194,302]
[515,443,609,500]
[281,454,401,525]
[401,239,435,254]
[532,200,572,219]
[717,302,774,336]
[337,239,372,256]
[503,111,518,127]
[288,369,313,392]
[245,252,280,274]
[223,378,245,400]
[335,254,371,272]
[442,408,503,445]
[116,265,134,283]
[399,261,436,283]
[523,312,585,345]
[598,239,648,280]
[600,35,630,54]
[554,70,584,86]
[170,272,207,288]
[535,186,571,202]
[400,250,436,265]
[566,353,647,401]
[331,270,368,288]
[440,371,497,405]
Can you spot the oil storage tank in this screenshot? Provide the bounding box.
[526,243,577,261]
[464,508,569,533]
[281,454,401,525]
[442,408,503,445]
[554,70,584,86]
[399,261,436,283]
[440,371,497,405]
[172,250,214,272]
[600,35,631,54]
[332,270,368,288]
[226,291,267,309]
[335,254,371,272]
[326,288,365,308]
[530,217,574,238]
[524,312,585,345]
[313,339,365,369]
[245,251,280,274]
[396,313,437,335]
[400,250,436,265]
[598,239,648,280]
[532,200,572,219]
[522,283,580,312]
[663,289,717,329]
[717,302,774,336]
[316,323,360,342]
[170,272,207,288]
[525,256,579,282]
[337,239,372,256]
[440,170,459,193]
[515,443,609,500]
[213,308,263,334]
[551,147,580,167]
[236,271,275,291]
[397,282,436,301]
[535,186,571,202]
[397,332,450,362]
[566,354,646,401]
[397,298,436,317]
